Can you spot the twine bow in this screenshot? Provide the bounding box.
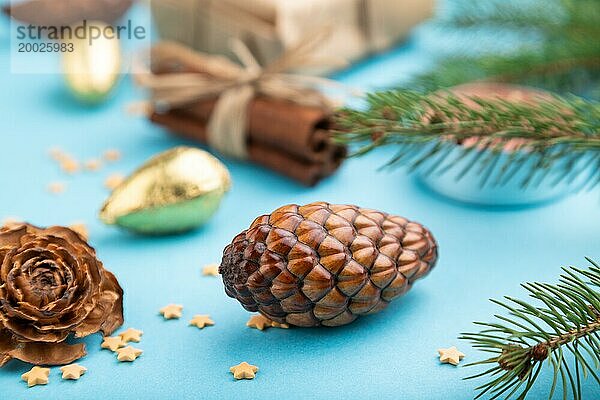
[134,29,351,159]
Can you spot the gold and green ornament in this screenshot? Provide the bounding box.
[100,146,231,235]
[61,21,121,104]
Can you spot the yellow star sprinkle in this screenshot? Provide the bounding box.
[49,146,66,161]
[229,362,258,380]
[60,158,80,174]
[47,181,66,194]
[119,328,143,343]
[202,263,219,276]
[438,346,466,366]
[160,304,183,320]
[101,336,126,351]
[104,173,125,191]
[2,217,22,228]
[84,159,102,171]
[116,346,143,362]
[103,149,122,162]
[271,321,290,329]
[246,314,273,331]
[60,364,87,380]
[69,222,89,241]
[21,366,50,387]
[189,315,214,329]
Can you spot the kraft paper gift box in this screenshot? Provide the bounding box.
[151,0,435,70]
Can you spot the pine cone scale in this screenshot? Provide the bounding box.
[220,202,438,327]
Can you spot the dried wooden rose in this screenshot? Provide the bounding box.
[0,223,123,366]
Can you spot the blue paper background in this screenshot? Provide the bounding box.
[0,5,599,400]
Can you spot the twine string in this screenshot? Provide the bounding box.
[135,29,353,158]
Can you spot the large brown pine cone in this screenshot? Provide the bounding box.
[220,202,438,327]
[0,223,124,366]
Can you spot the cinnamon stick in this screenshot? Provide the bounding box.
[176,96,335,163]
[151,112,344,186]
[146,41,347,185]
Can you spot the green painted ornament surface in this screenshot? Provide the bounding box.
[99,146,231,235]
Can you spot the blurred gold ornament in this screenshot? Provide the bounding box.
[62,21,121,104]
[99,146,231,235]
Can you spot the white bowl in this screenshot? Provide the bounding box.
[416,145,594,207]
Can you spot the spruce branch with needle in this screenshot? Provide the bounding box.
[460,258,600,400]
[333,89,600,189]
[332,1,600,189]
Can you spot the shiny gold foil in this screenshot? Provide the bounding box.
[62,21,121,104]
[99,147,231,235]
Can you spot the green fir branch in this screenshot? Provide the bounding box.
[410,53,600,94]
[414,0,600,93]
[460,259,600,400]
[335,1,600,186]
[333,90,600,188]
[439,0,598,34]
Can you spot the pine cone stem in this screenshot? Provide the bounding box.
[499,312,600,376]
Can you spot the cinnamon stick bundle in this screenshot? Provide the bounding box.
[151,111,345,186]
[146,43,347,186]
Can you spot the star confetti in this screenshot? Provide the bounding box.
[2,217,22,228]
[103,149,122,162]
[246,314,274,331]
[229,362,258,380]
[160,304,183,320]
[47,182,66,194]
[116,346,143,362]
[104,173,125,191]
[271,321,290,329]
[49,146,66,161]
[60,158,80,174]
[69,222,89,241]
[189,315,214,329]
[101,336,126,351]
[119,328,143,343]
[60,364,87,380]
[202,263,219,276]
[84,159,102,171]
[438,346,465,366]
[21,366,50,387]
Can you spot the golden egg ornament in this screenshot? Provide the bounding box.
[61,21,121,104]
[100,147,231,235]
